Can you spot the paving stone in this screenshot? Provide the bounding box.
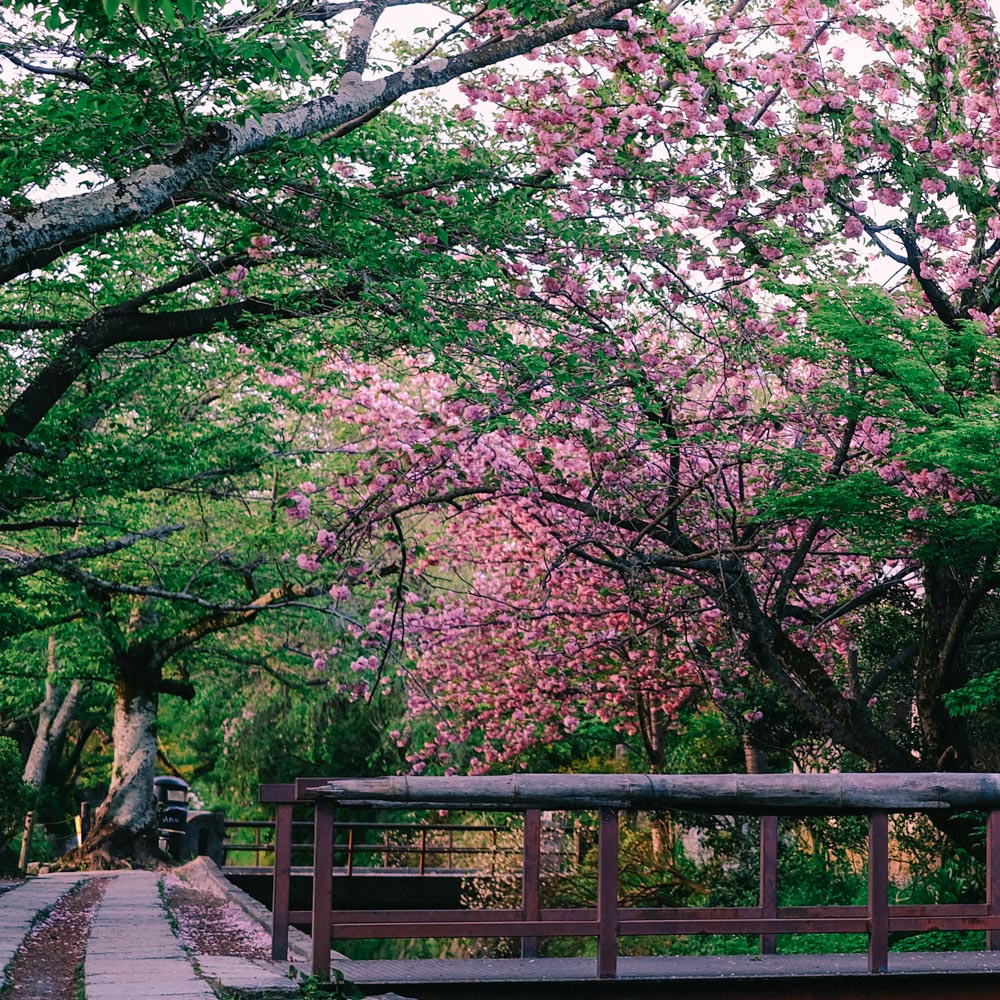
[197,955,301,996]
[0,874,84,988]
[83,872,215,1000]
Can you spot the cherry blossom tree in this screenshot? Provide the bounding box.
[6,0,1000,857]
[287,0,1000,792]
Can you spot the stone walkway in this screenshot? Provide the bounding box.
[0,871,84,988]
[0,870,301,999]
[84,870,215,1000]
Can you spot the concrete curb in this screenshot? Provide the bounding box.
[176,856,320,965]
[175,858,416,1000]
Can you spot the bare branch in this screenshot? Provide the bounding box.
[341,1,386,83]
[0,46,93,86]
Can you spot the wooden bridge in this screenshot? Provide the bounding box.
[259,773,1000,995]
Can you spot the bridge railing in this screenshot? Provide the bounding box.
[264,773,1000,981]
[223,815,529,873]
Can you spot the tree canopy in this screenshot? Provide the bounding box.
[4,0,1000,860]
[280,0,1000,791]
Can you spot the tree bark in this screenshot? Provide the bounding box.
[23,637,85,791]
[81,644,162,867]
[913,561,979,771]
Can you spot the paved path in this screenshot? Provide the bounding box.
[0,871,303,999]
[0,872,84,989]
[84,870,215,1000]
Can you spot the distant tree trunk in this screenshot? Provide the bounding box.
[76,583,305,867]
[23,637,85,791]
[913,561,977,772]
[81,643,162,867]
[743,734,769,775]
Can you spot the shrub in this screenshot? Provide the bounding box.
[0,736,31,870]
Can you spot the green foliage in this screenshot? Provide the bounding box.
[0,736,31,867]
[487,0,567,18]
[161,651,406,813]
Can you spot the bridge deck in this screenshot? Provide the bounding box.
[331,952,1000,999]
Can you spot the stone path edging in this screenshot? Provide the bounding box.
[177,856,319,965]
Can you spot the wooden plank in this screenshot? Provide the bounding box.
[330,920,601,939]
[295,777,330,799]
[270,802,293,961]
[522,808,541,959]
[618,917,870,935]
[288,905,1000,934]
[868,811,889,974]
[759,814,778,955]
[326,908,541,924]
[259,783,296,803]
[301,772,1000,813]
[888,916,1000,931]
[311,799,335,978]
[989,810,1000,950]
[597,807,619,980]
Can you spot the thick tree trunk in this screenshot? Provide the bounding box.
[80,646,162,867]
[914,562,976,771]
[23,637,84,791]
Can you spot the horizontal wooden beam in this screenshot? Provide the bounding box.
[297,773,1000,813]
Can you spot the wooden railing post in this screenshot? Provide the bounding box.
[271,802,293,961]
[867,811,889,974]
[988,810,1000,950]
[759,814,778,955]
[311,799,335,979]
[596,807,619,979]
[17,811,33,876]
[522,809,541,959]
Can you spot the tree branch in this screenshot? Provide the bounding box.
[0,46,94,86]
[0,0,646,283]
[0,285,361,467]
[0,525,186,581]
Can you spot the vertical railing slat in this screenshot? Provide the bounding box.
[270,803,293,961]
[311,799,335,979]
[867,810,889,974]
[759,814,778,956]
[596,807,619,980]
[988,810,1000,950]
[522,808,542,959]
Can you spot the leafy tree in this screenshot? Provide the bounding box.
[0,0,658,860]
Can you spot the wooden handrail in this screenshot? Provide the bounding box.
[262,773,1000,980]
[299,772,1000,812]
